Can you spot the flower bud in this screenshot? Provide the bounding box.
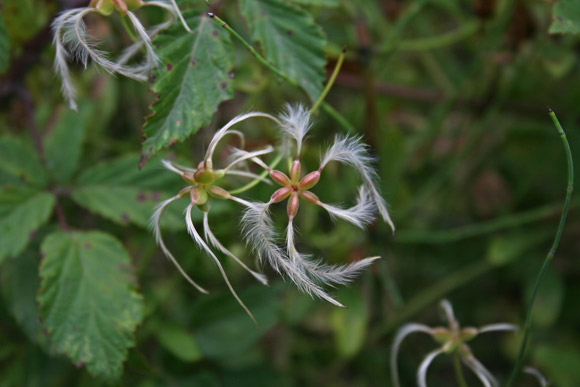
[431,327,451,344]
[459,327,478,342]
[290,160,301,183]
[287,192,300,218]
[92,0,115,15]
[207,186,230,200]
[299,190,320,205]
[190,186,208,205]
[182,172,196,183]
[269,169,291,186]
[298,171,320,190]
[124,0,144,11]
[271,187,292,203]
[194,161,216,185]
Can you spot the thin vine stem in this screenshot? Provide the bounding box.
[453,353,468,387]
[207,12,353,132]
[228,154,283,195]
[311,47,346,114]
[506,109,574,386]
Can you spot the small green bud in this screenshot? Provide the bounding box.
[298,171,320,190]
[191,186,208,205]
[207,185,230,200]
[194,161,216,185]
[92,0,115,16]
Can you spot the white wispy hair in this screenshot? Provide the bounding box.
[417,348,444,387]
[161,159,186,175]
[224,170,272,184]
[150,196,209,294]
[278,104,312,156]
[286,218,380,287]
[224,146,274,172]
[461,351,498,387]
[185,203,257,326]
[52,7,158,109]
[318,186,375,229]
[523,366,549,387]
[320,135,395,232]
[204,112,280,163]
[391,323,434,387]
[241,202,345,307]
[202,212,269,286]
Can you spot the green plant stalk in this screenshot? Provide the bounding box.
[228,154,283,195]
[311,47,346,114]
[507,110,574,386]
[120,14,139,44]
[453,353,468,387]
[395,199,578,244]
[207,12,353,132]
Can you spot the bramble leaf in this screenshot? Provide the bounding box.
[43,103,94,184]
[141,11,234,166]
[71,154,186,230]
[38,231,144,381]
[550,0,580,34]
[0,185,55,264]
[0,136,47,186]
[240,0,327,102]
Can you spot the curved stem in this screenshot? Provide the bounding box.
[507,110,574,386]
[311,47,346,114]
[207,12,353,132]
[229,153,283,195]
[453,353,468,387]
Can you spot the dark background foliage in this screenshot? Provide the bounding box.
[0,0,579,386]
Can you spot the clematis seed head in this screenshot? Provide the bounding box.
[269,169,291,186]
[298,170,320,190]
[271,187,292,203]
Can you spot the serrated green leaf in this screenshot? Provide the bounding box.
[141,11,234,165]
[240,0,327,102]
[0,13,9,73]
[38,231,144,381]
[0,136,47,186]
[71,154,186,230]
[43,103,94,184]
[1,250,49,347]
[550,0,580,34]
[0,185,55,264]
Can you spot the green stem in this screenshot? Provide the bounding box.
[507,110,574,386]
[395,199,577,244]
[207,12,353,132]
[228,154,283,195]
[311,47,346,114]
[120,14,139,43]
[453,353,468,387]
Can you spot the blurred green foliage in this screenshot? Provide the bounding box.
[0,0,579,386]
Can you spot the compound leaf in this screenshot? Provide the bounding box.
[38,231,144,381]
[550,0,580,34]
[71,154,185,230]
[240,0,327,102]
[0,185,55,264]
[0,136,47,187]
[141,11,234,166]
